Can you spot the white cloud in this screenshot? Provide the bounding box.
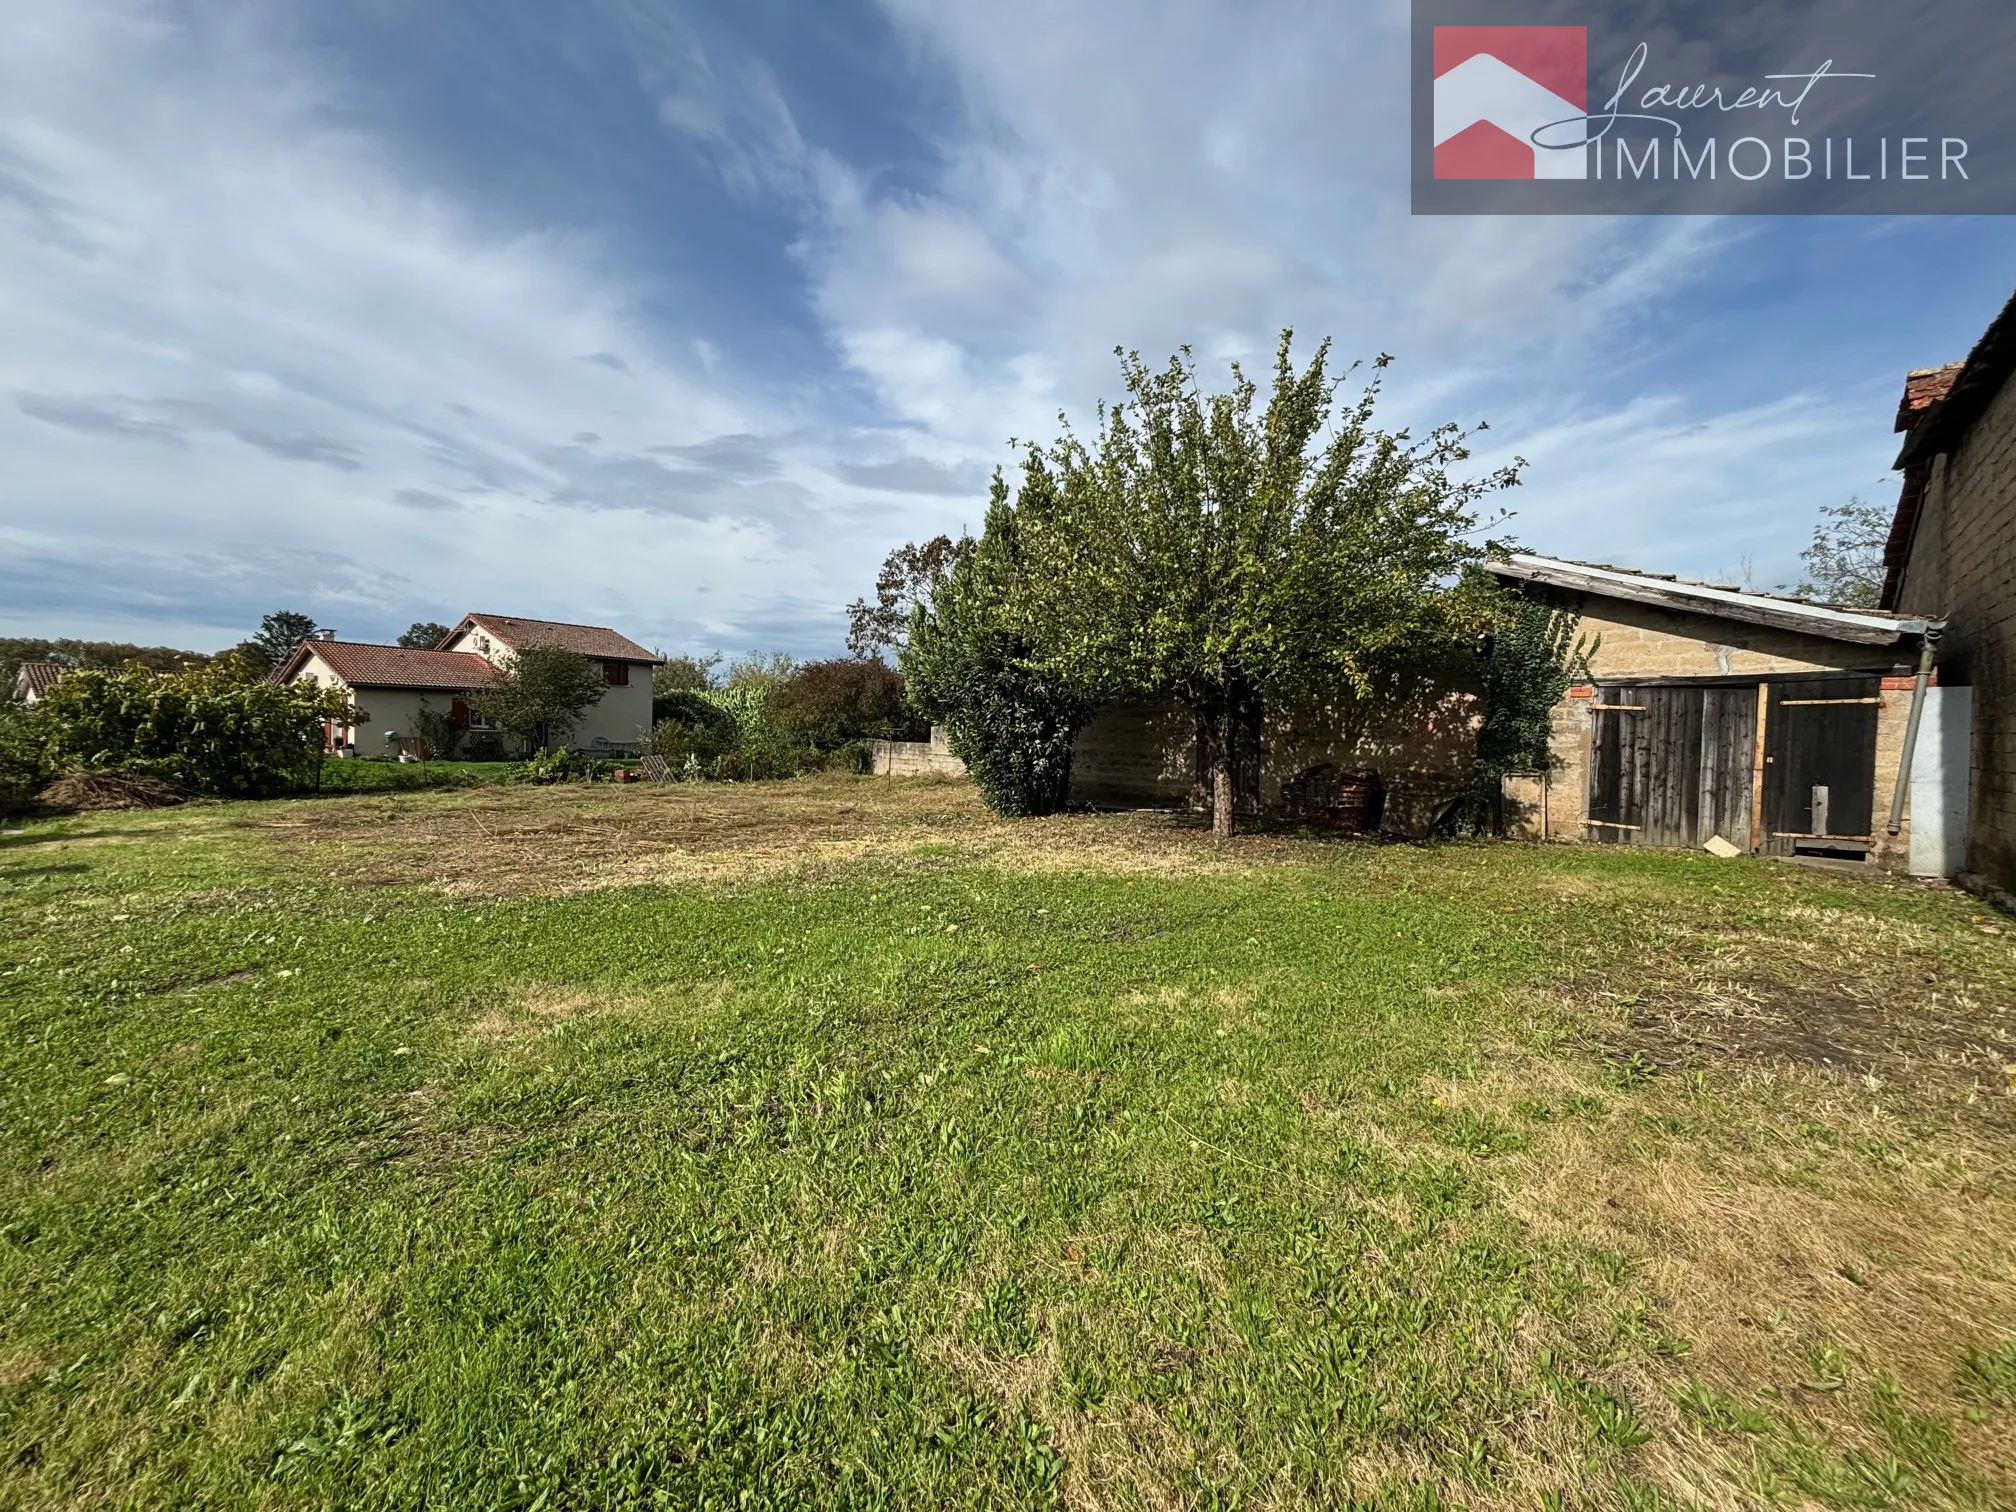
[0,1,862,652]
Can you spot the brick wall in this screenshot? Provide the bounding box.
[1896,371,2016,888]
[1541,599,1921,864]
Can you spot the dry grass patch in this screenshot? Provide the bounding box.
[1417,1038,2016,1507]
[250,775,1289,897]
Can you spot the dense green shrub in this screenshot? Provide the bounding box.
[904,476,1089,817]
[648,690,742,776]
[0,706,41,813]
[768,658,914,752]
[30,663,350,797]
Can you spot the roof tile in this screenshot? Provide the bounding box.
[297,643,496,691]
[455,614,659,662]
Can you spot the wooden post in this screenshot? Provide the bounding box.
[1749,682,1769,853]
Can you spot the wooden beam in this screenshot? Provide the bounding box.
[1749,682,1769,854]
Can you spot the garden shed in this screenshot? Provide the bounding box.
[1489,554,1947,868]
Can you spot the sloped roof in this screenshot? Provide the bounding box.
[450,613,659,662]
[1489,553,1938,647]
[14,661,64,699]
[1896,284,2016,467]
[282,641,496,691]
[1894,362,1964,432]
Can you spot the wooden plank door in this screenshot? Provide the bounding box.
[1697,686,1758,848]
[1761,676,1880,854]
[1588,683,1756,849]
[1586,684,1648,843]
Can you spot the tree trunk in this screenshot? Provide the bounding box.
[1212,704,1235,841]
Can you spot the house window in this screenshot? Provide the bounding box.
[603,660,629,686]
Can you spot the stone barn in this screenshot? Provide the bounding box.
[1489,554,1945,868]
[1883,282,2016,892]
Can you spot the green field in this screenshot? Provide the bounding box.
[1,777,2012,1510]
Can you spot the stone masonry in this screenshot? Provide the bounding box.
[1893,363,2016,889]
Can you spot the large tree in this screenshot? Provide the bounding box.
[473,644,606,753]
[1008,332,1520,837]
[237,611,321,673]
[846,536,957,658]
[397,621,452,650]
[1792,497,1889,607]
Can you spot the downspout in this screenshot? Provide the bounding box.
[1885,626,1940,836]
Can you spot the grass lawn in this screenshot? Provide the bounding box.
[309,760,521,795]
[1,776,2012,1510]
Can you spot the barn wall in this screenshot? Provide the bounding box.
[1541,598,1922,864]
[1067,671,1485,811]
[1893,370,2016,890]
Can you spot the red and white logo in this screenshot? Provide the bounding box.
[1433,26,1588,179]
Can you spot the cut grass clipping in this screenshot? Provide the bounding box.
[1,775,2012,1509]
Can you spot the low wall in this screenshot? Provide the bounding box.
[1068,673,1485,812]
[869,728,969,778]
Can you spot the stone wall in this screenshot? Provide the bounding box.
[1067,672,1485,811]
[1895,369,2016,888]
[1539,599,1924,865]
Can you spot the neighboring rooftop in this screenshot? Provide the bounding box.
[13,661,65,700]
[448,614,660,663]
[279,641,496,691]
[1488,553,1939,647]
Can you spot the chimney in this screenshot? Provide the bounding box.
[315,629,336,641]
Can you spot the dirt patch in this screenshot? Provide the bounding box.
[250,776,1285,898]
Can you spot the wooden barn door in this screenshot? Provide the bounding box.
[1587,683,1756,848]
[1761,676,1880,854]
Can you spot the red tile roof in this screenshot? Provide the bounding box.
[286,641,496,691]
[1894,362,1964,432]
[450,613,659,662]
[14,661,64,699]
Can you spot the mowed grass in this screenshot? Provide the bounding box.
[1,778,2013,1511]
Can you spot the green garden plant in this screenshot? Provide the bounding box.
[28,661,351,797]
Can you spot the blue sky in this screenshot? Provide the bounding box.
[3,0,2013,658]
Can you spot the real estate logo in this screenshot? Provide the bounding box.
[1412,1,2014,215]
[1432,26,1586,180]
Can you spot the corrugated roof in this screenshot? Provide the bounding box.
[287,642,496,691]
[1490,553,1937,647]
[452,614,660,662]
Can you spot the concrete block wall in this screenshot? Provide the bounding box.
[1896,372,2016,889]
[868,727,969,778]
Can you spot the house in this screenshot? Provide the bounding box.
[1489,554,1944,868]
[12,662,64,706]
[273,614,660,757]
[1882,283,2016,892]
[434,614,658,752]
